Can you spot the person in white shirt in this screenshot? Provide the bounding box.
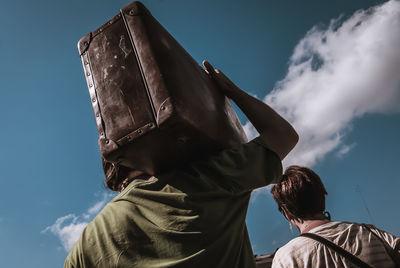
[270,165,400,268]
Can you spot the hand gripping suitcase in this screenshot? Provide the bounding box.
[77,1,247,175]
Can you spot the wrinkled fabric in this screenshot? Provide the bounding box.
[65,137,282,268]
[272,221,400,268]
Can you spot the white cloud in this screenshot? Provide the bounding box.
[246,0,400,168]
[42,193,114,252]
[87,198,108,215]
[42,214,89,251]
[243,121,259,141]
[336,143,357,158]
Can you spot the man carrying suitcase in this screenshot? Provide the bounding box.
[64,61,298,267]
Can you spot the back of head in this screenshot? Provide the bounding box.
[271,165,328,220]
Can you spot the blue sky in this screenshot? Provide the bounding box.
[1,0,399,267]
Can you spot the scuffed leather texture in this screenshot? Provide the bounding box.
[77,1,247,174]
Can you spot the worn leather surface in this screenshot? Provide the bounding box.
[77,1,247,174]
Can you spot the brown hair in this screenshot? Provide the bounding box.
[102,158,135,192]
[271,165,328,220]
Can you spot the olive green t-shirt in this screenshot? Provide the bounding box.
[64,137,282,268]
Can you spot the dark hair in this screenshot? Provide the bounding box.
[271,165,328,220]
[102,158,135,192]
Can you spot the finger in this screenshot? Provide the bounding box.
[202,60,208,74]
[216,69,238,90]
[215,69,232,84]
[202,60,216,76]
[203,60,213,74]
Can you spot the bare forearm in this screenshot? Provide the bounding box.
[202,60,298,159]
[228,89,298,160]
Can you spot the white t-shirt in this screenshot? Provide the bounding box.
[272,221,399,268]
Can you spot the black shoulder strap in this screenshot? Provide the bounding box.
[362,224,400,267]
[301,232,373,268]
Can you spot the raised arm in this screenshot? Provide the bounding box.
[203,60,298,160]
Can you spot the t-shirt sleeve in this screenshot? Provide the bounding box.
[64,252,77,268]
[184,136,283,194]
[63,233,85,268]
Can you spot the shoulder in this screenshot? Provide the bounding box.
[273,237,319,267]
[64,207,129,267]
[191,136,282,176]
[189,136,283,191]
[361,223,400,249]
[312,220,393,238]
[276,236,319,255]
[64,234,85,268]
[206,136,280,163]
[64,250,76,268]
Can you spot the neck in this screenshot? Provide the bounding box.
[119,172,152,192]
[296,218,330,234]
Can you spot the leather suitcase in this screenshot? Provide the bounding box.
[77,1,247,175]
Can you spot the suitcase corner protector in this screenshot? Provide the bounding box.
[99,138,119,160]
[121,1,150,16]
[77,33,92,56]
[156,97,175,125]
